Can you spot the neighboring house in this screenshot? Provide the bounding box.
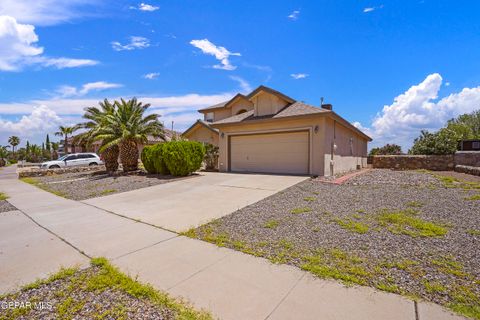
[183,85,372,176]
[458,139,480,151]
[62,129,179,156]
[182,120,219,146]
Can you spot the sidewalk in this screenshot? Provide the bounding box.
[0,167,464,319]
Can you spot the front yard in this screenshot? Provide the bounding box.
[0,258,211,320]
[185,169,480,319]
[21,169,196,200]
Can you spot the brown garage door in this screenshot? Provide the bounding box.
[229,131,309,175]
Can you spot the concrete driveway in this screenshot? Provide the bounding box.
[83,172,308,232]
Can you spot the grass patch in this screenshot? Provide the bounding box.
[303,197,316,202]
[264,219,279,229]
[406,201,424,208]
[465,194,480,201]
[100,189,117,196]
[20,177,66,198]
[376,208,448,237]
[334,218,369,234]
[467,229,480,236]
[423,280,447,294]
[0,258,212,320]
[0,192,8,201]
[376,282,400,294]
[301,248,370,285]
[290,207,312,214]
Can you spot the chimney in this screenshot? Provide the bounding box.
[321,103,333,110]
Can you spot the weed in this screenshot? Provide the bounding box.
[290,207,312,214]
[406,201,424,208]
[334,218,369,234]
[465,194,480,201]
[100,189,117,196]
[376,282,400,293]
[303,197,316,202]
[423,280,447,294]
[0,192,8,201]
[376,208,447,237]
[467,229,480,236]
[264,220,279,229]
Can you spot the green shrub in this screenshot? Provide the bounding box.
[141,144,170,175]
[141,146,155,173]
[162,141,205,176]
[204,143,219,170]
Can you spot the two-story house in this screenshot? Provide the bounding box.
[183,85,371,176]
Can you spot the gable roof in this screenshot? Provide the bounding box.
[211,101,372,141]
[198,85,295,113]
[246,85,295,103]
[182,119,219,137]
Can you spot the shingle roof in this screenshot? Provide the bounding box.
[182,119,219,136]
[198,100,229,112]
[211,101,330,125]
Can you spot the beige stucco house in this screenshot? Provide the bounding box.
[183,85,371,176]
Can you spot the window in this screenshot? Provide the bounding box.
[65,155,77,161]
[205,112,214,122]
[473,141,480,149]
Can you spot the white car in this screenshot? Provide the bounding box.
[41,153,104,169]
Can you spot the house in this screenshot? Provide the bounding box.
[458,139,480,151]
[183,85,372,176]
[62,129,180,156]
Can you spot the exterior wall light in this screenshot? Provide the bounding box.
[221,132,225,138]
[314,125,319,133]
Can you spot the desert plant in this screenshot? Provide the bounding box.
[162,141,205,176]
[94,98,165,172]
[204,143,219,170]
[77,99,119,173]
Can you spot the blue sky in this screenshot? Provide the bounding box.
[1,0,480,150]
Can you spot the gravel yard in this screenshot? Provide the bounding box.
[0,193,16,213]
[187,169,480,319]
[0,258,211,320]
[21,169,196,201]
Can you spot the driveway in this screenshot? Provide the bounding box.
[83,172,308,232]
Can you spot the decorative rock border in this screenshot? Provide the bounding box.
[455,165,480,176]
[18,165,106,178]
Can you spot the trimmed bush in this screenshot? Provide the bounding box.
[141,144,170,174]
[140,146,156,173]
[162,141,205,176]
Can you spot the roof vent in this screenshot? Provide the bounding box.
[321,103,333,110]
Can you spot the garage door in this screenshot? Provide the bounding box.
[230,131,309,175]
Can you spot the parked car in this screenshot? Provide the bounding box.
[40,153,104,169]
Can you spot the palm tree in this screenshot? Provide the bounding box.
[55,126,78,155]
[8,136,20,156]
[51,142,60,159]
[94,98,165,172]
[76,99,119,173]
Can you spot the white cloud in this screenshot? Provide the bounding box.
[111,36,150,51]
[190,39,240,71]
[445,82,451,87]
[57,81,123,97]
[288,10,300,21]
[138,3,159,11]
[363,5,383,13]
[39,57,98,69]
[0,105,61,138]
[291,73,308,79]
[0,0,99,26]
[143,72,159,80]
[0,15,98,71]
[229,76,252,93]
[355,73,480,149]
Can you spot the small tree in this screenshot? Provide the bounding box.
[204,143,219,170]
[55,126,78,155]
[8,136,20,157]
[409,129,460,155]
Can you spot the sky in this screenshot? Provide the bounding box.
[0,0,479,151]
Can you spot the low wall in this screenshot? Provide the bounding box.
[372,155,455,171]
[455,165,480,176]
[18,165,105,178]
[455,151,480,167]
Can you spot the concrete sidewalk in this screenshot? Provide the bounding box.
[0,169,465,319]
